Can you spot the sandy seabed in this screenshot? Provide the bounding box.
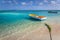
[0,16,60,40]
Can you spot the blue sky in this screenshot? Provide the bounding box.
[0,0,60,10]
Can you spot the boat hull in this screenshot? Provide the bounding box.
[30,16,47,21]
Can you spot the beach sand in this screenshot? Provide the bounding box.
[0,19,60,40]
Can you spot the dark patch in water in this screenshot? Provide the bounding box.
[27,17,42,21]
[48,11,58,14]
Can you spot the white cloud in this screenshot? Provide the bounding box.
[30,1,33,3]
[21,2,26,5]
[39,2,43,5]
[2,1,6,3]
[29,1,33,5]
[51,1,56,5]
[8,1,12,3]
[56,0,60,4]
[2,1,12,3]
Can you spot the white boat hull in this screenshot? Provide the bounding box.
[30,16,47,20]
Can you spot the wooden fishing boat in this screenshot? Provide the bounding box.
[29,14,47,20]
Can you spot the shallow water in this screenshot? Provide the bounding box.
[0,10,60,40]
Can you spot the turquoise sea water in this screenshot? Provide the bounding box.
[0,10,60,39]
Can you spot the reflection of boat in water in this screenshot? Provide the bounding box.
[29,14,47,21]
[48,11,58,13]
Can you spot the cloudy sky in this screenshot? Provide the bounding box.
[0,0,60,10]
